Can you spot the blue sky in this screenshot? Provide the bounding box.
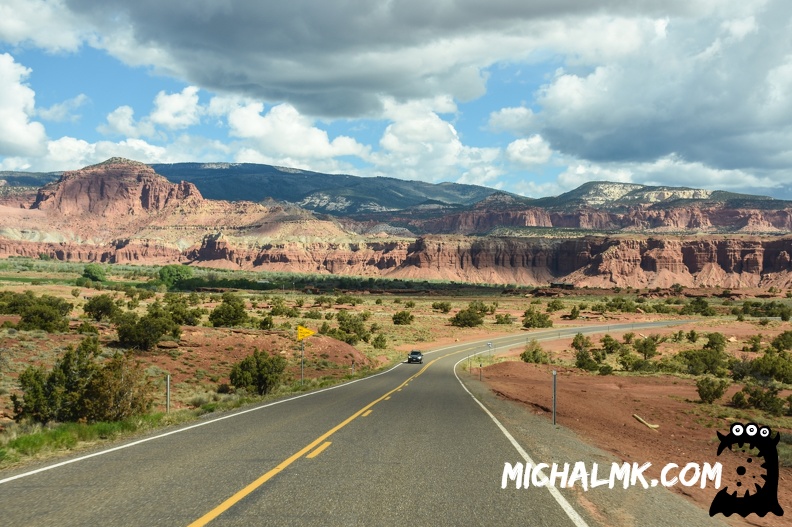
[2,0,792,199]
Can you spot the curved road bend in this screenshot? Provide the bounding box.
[0,320,726,526]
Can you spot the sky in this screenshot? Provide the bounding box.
[2,0,792,199]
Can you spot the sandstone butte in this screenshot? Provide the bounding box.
[1,157,792,289]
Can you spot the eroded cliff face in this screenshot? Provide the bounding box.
[413,206,792,235]
[4,234,792,288]
[33,158,202,217]
[2,158,792,288]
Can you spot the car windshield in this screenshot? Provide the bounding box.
[410,351,421,356]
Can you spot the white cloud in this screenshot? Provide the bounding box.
[228,102,369,160]
[0,0,86,52]
[97,106,156,138]
[369,98,499,183]
[42,136,170,171]
[506,136,552,167]
[37,94,89,123]
[488,106,537,135]
[0,53,47,157]
[150,86,202,129]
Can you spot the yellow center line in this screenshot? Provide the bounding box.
[187,351,462,526]
[384,396,391,401]
[306,442,332,459]
[362,409,373,417]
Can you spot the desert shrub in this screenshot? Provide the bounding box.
[74,277,93,288]
[12,337,152,424]
[303,309,323,320]
[575,349,599,371]
[76,321,98,335]
[569,305,579,320]
[618,349,639,371]
[404,300,416,308]
[336,310,371,342]
[634,337,658,360]
[209,292,249,327]
[771,331,792,352]
[392,310,414,326]
[572,333,593,353]
[623,332,635,344]
[686,329,698,343]
[82,353,154,422]
[521,340,550,364]
[747,350,792,384]
[82,263,106,282]
[703,332,727,353]
[432,301,452,313]
[677,347,729,377]
[259,315,274,330]
[229,349,286,395]
[738,384,785,416]
[371,334,387,349]
[546,299,564,312]
[731,390,750,409]
[598,365,614,376]
[680,297,716,316]
[451,300,489,328]
[163,293,205,326]
[335,294,361,306]
[158,264,194,289]
[494,314,513,325]
[600,334,623,354]
[84,293,120,322]
[116,303,180,351]
[522,307,552,328]
[742,334,763,353]
[696,376,729,404]
[18,303,69,332]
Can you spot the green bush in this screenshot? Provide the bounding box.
[598,365,614,375]
[696,376,729,404]
[158,264,194,289]
[82,263,106,282]
[432,301,452,313]
[84,293,120,322]
[546,299,564,312]
[494,314,513,325]
[520,340,550,364]
[575,349,599,371]
[677,347,729,377]
[522,307,552,328]
[116,303,180,350]
[392,310,414,326]
[209,292,249,327]
[450,306,484,327]
[11,337,152,424]
[371,334,387,349]
[259,315,274,330]
[738,384,786,416]
[76,321,98,335]
[229,349,286,395]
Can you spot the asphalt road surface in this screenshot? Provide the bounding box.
[1,321,729,526]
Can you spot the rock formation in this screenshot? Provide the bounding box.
[1,158,792,288]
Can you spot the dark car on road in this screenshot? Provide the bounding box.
[407,350,423,364]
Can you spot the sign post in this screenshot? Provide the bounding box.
[552,370,557,426]
[296,325,316,385]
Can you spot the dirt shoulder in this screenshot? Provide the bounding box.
[472,355,790,527]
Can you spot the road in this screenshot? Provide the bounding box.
[0,321,727,526]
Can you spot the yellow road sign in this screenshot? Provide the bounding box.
[297,325,315,341]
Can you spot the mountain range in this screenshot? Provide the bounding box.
[1,158,791,288]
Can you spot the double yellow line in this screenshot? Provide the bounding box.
[188,351,462,526]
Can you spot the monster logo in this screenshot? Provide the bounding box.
[709,422,784,517]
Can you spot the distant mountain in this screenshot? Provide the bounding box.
[150,162,500,214]
[2,159,792,288]
[528,181,784,211]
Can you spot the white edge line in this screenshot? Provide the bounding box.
[0,323,680,487]
[453,350,591,527]
[0,339,473,486]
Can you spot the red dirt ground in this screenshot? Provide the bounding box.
[482,319,792,527]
